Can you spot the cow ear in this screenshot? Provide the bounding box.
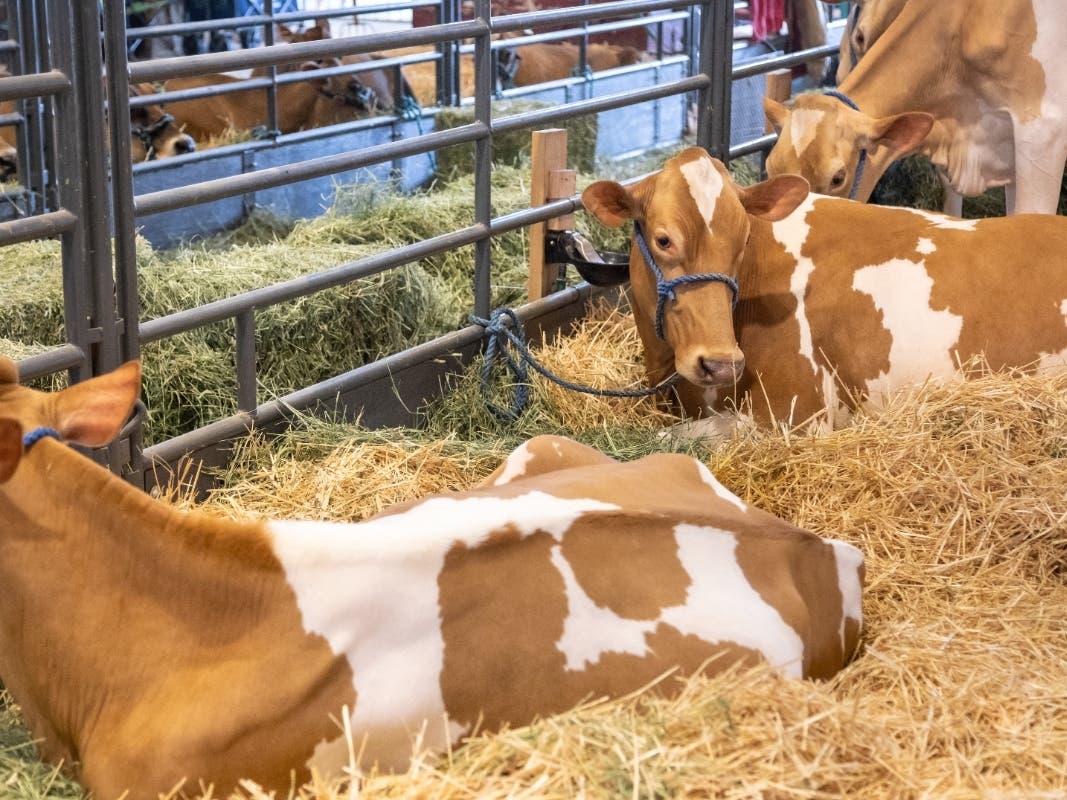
[763,97,789,135]
[0,418,21,483]
[737,174,809,221]
[582,181,636,227]
[864,111,934,156]
[52,361,142,448]
[314,18,332,35]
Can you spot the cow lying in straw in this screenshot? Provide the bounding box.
[0,355,863,799]
[580,147,1067,429]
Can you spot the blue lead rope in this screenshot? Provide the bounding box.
[824,90,867,200]
[471,308,682,421]
[22,427,60,449]
[632,221,739,341]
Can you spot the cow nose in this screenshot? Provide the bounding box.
[174,136,196,154]
[699,357,745,387]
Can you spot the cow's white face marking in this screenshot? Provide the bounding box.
[916,237,936,255]
[492,441,536,485]
[268,491,618,771]
[550,524,805,678]
[790,108,826,158]
[694,461,746,512]
[852,257,964,396]
[823,537,864,653]
[680,156,724,229]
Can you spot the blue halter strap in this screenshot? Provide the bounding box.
[22,427,60,449]
[823,90,867,201]
[632,220,739,342]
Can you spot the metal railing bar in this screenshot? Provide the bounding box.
[492,0,709,35]
[731,42,838,79]
[129,21,487,83]
[127,3,442,40]
[0,111,22,126]
[139,222,490,342]
[15,343,86,382]
[494,74,708,131]
[0,41,19,54]
[129,55,443,108]
[0,209,76,246]
[143,283,597,467]
[0,70,70,101]
[480,12,691,51]
[730,133,777,160]
[133,120,486,217]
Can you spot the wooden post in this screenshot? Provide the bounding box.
[764,68,793,133]
[528,129,575,301]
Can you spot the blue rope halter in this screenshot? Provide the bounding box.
[823,90,867,200]
[632,220,739,341]
[22,427,60,449]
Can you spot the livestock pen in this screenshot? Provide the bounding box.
[2,0,1064,797]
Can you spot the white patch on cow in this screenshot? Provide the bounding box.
[905,207,978,232]
[1038,298,1067,371]
[852,258,964,397]
[823,537,865,654]
[680,156,724,228]
[551,546,656,670]
[694,460,746,512]
[551,524,806,679]
[771,193,821,372]
[666,525,806,678]
[491,441,536,485]
[268,491,619,772]
[916,237,936,255]
[789,108,826,158]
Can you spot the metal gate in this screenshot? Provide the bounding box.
[0,0,837,491]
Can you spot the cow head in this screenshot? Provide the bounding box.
[0,141,16,182]
[276,17,332,43]
[0,357,142,483]
[129,84,196,161]
[581,147,808,391]
[819,0,909,83]
[764,93,932,200]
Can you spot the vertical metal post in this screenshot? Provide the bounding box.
[264,0,279,136]
[442,0,460,107]
[472,0,492,318]
[17,0,48,216]
[235,310,258,412]
[697,0,732,162]
[103,0,147,485]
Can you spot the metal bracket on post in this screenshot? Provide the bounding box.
[528,129,575,301]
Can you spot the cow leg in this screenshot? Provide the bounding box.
[939,173,963,217]
[1010,120,1067,215]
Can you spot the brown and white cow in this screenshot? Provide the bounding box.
[766,0,1067,215]
[824,0,907,85]
[581,147,1067,427]
[0,354,864,799]
[499,41,646,88]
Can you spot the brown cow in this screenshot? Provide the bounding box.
[500,41,646,88]
[128,83,197,161]
[0,354,863,798]
[581,147,1067,428]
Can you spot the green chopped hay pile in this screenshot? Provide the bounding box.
[2,303,1066,798]
[0,164,623,444]
[434,99,599,180]
[872,154,1067,216]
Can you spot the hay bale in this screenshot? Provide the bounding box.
[434,100,598,180]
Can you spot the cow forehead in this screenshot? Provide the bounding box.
[677,154,724,227]
[789,108,827,158]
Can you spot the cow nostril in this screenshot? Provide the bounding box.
[699,357,745,386]
[175,137,196,154]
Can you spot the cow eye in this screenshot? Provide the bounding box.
[655,235,671,249]
[830,169,847,189]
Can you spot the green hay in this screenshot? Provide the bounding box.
[0,691,83,800]
[434,100,599,180]
[871,154,1067,216]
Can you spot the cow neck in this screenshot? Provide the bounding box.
[0,437,291,748]
[736,213,795,311]
[837,0,958,116]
